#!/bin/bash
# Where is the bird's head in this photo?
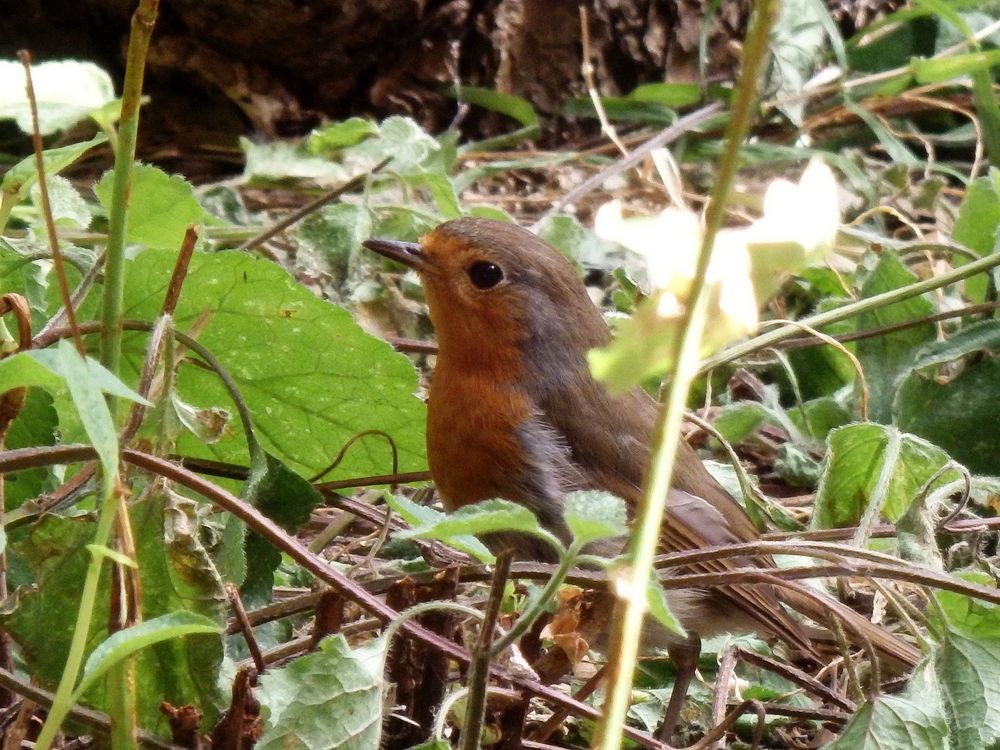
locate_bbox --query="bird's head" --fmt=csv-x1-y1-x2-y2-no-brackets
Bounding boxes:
364,218,609,371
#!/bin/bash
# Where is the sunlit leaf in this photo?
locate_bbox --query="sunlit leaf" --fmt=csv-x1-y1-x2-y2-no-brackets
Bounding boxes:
258,635,383,750
0,60,115,134
812,423,956,528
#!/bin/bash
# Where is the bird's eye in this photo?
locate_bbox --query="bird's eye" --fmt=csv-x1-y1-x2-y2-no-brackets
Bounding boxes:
467,260,504,290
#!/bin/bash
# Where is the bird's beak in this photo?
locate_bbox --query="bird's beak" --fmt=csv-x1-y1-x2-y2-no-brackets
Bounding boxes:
362,238,428,272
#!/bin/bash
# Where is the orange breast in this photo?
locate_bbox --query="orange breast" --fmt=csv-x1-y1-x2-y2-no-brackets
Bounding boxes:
426,365,535,510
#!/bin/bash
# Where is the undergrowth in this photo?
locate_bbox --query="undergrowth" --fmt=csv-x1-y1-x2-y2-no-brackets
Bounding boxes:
2,2,1000,749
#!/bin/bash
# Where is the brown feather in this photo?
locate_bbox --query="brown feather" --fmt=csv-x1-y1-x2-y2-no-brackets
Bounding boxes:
390,217,918,668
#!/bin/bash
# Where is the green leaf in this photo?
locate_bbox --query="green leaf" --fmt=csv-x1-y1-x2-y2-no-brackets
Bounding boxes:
397,499,546,542
242,138,350,182
952,170,1000,256
419,172,461,218
562,96,678,126
443,86,539,127
924,586,1000,749
0,60,115,135
826,680,948,750
787,396,851,440
931,630,1000,749
934,573,1000,639
349,116,445,175
847,8,937,71
952,170,1000,302
47,341,117,482
31,175,92,229
387,494,494,563
241,450,324,604
588,298,681,392
909,320,1000,371
296,203,373,289
27,346,150,404
846,100,918,165
1,490,228,727
646,578,685,637
0,491,227,736
711,402,770,444
120,249,427,481
812,423,955,528
1,133,108,207
258,635,383,750
855,252,935,423
2,388,58,509
95,164,209,250
912,48,1000,84
774,442,823,489
308,117,378,154
787,322,857,400
767,0,831,124
0,342,148,483
563,491,627,546
627,82,705,108
3,516,107,691
895,358,1000,475
71,612,221,705
127,490,228,726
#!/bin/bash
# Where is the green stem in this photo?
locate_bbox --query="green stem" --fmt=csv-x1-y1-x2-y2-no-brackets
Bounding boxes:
593,0,782,745
99,0,159,395
489,540,582,657
698,249,1000,373
34,485,119,750
38,3,160,749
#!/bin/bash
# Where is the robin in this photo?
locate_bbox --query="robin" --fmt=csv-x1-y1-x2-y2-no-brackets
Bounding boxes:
364,217,919,736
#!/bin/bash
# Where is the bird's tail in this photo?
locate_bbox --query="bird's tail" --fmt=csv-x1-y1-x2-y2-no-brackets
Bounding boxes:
778,582,922,670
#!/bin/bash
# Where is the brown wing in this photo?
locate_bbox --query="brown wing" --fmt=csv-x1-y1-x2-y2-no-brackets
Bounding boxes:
547,384,919,666
528,375,816,654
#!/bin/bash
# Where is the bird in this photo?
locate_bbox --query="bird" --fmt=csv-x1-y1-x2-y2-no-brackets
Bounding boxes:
363,217,920,737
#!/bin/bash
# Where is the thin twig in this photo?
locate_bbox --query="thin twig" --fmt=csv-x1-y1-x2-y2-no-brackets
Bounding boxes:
17,50,84,356
160,226,199,318
735,648,855,712
460,549,514,750
708,648,739,750
778,300,1000,350
579,5,629,156
227,584,266,675
531,102,725,228
309,430,399,483
0,668,182,750
237,158,391,251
